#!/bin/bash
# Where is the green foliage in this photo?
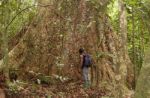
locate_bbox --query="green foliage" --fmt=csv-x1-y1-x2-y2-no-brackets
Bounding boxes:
126,0,150,69
7,81,25,93
107,0,119,32
0,0,36,40
36,74,53,85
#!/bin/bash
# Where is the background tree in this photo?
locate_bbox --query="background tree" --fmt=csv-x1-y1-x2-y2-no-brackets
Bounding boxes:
135,45,150,98
108,0,150,88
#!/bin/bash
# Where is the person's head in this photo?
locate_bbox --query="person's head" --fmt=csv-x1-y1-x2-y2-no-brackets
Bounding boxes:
79,48,84,55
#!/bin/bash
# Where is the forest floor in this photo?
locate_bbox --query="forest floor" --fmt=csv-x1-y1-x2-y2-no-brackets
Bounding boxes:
0,72,135,98
2,80,111,98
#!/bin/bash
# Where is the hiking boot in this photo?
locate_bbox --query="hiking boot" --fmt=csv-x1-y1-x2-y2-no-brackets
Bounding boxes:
83,81,90,88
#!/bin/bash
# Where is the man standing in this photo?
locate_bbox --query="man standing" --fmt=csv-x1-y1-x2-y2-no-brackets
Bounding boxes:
79,48,91,88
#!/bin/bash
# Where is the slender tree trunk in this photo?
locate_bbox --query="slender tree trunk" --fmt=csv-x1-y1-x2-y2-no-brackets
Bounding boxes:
1,1,10,78
118,0,134,97
131,5,136,89
118,0,128,84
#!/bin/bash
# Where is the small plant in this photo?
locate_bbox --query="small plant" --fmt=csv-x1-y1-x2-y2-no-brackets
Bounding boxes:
8,82,20,93
7,81,25,94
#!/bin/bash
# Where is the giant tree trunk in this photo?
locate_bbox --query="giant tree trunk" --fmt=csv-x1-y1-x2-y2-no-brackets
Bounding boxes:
0,0,133,92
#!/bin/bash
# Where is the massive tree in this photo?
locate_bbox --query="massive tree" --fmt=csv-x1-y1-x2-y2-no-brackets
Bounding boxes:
0,0,134,94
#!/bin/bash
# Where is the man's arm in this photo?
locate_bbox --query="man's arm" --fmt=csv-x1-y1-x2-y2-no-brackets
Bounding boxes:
80,55,83,68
